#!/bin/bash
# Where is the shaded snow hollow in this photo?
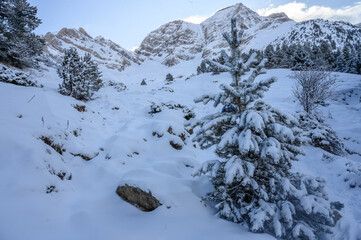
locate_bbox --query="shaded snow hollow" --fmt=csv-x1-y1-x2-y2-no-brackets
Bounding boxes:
0,60,361,240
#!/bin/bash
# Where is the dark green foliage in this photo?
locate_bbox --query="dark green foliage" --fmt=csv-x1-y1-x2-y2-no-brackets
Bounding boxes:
58,48,103,101
260,42,361,74
190,18,339,240
165,73,174,83
0,0,44,68
0,65,42,87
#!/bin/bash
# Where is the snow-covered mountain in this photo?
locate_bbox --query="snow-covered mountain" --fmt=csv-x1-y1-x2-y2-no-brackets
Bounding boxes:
271,19,361,49
136,20,204,66
44,27,142,71
135,2,361,65
41,3,361,69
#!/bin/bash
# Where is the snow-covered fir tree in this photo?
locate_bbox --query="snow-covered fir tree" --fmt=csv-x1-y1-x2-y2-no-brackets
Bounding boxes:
58,48,102,101
82,53,103,98
0,0,44,68
58,48,83,97
189,18,338,240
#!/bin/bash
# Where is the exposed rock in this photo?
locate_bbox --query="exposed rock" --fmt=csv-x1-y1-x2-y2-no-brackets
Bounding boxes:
43,28,141,72
267,12,292,23
116,185,161,211
136,2,361,62
141,79,147,85
170,140,183,150
136,20,204,66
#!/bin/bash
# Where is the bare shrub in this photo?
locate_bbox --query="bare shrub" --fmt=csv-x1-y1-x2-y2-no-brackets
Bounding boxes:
291,70,336,113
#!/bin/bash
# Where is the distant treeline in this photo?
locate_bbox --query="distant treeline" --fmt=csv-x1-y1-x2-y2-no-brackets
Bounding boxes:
198,41,361,74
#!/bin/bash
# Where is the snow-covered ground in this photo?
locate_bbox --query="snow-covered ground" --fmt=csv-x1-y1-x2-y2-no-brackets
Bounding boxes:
0,60,360,240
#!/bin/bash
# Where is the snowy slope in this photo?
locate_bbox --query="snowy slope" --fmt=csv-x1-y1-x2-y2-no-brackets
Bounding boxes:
44,28,141,71
1,59,361,239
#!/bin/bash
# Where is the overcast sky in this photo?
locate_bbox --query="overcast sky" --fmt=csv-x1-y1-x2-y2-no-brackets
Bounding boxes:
28,0,361,51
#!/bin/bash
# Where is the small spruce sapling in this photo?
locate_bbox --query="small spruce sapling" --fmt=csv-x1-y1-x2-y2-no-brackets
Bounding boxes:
188,17,339,240
165,73,174,84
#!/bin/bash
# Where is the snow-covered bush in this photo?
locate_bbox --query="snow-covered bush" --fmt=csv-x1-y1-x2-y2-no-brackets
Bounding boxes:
189,18,338,239
298,113,344,156
290,70,336,113
58,49,103,101
0,65,42,87
108,80,127,91
343,161,361,188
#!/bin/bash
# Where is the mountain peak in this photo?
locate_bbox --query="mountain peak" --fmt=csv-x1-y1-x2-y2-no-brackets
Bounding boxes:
43,27,141,72
55,27,92,40
267,12,292,23
136,20,204,66
203,2,261,29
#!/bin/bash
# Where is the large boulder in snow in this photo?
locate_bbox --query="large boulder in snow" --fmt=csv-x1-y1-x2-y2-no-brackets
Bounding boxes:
116,184,161,211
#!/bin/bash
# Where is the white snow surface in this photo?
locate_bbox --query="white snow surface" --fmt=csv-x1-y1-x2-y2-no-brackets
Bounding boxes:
0,60,361,240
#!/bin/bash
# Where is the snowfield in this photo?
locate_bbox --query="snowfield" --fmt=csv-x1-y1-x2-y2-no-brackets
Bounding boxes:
0,60,360,240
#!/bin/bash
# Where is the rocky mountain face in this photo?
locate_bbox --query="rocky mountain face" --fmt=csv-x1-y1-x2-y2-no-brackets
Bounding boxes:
135,20,204,66
44,27,141,71
43,3,361,69
136,2,361,66
199,3,294,57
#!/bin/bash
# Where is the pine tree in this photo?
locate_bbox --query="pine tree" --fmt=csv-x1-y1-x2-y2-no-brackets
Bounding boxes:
58,48,102,101
82,53,102,98
0,0,44,67
58,48,82,97
264,45,275,68
188,18,338,240
292,44,312,70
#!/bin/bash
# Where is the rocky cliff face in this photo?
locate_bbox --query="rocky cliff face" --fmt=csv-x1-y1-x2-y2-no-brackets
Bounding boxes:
44,27,141,72
136,3,295,63
136,20,204,66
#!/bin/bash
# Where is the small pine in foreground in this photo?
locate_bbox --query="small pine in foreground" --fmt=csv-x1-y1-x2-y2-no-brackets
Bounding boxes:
189,18,339,240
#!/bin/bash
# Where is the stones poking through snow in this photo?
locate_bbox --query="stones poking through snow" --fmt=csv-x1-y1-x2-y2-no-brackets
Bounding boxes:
148,102,195,120
46,185,58,194
116,185,161,212
40,136,64,155
169,140,183,150
71,152,99,161
108,81,127,91
73,104,86,112
158,86,174,92
153,125,189,150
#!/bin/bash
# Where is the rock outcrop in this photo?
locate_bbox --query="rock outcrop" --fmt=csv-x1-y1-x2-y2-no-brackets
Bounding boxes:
44,28,141,72
136,20,204,66
116,184,161,212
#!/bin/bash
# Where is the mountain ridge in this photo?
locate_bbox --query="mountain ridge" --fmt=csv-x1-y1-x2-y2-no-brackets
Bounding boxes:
43,2,361,70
